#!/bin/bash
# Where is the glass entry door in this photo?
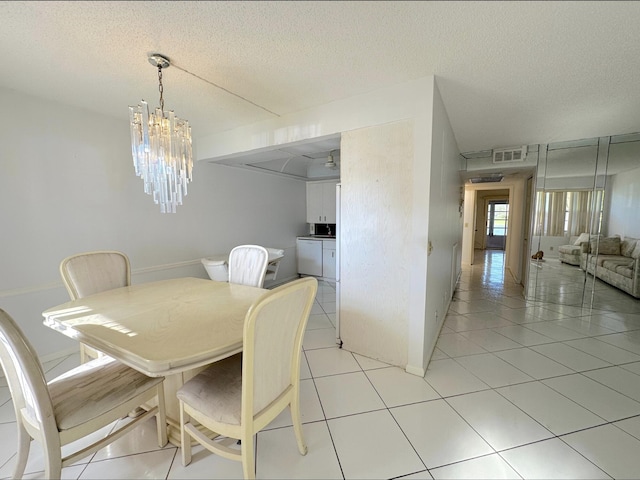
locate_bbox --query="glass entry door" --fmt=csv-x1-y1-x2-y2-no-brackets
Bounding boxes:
486,200,509,250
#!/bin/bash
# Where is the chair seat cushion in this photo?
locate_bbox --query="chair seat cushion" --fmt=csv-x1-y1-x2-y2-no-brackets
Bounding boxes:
48,355,163,431
177,353,243,426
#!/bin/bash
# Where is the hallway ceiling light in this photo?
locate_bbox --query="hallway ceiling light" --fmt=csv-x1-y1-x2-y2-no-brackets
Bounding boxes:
129,54,193,213
469,174,504,184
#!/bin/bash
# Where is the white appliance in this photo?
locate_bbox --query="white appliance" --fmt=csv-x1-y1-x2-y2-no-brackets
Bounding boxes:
296,238,323,276
335,183,342,346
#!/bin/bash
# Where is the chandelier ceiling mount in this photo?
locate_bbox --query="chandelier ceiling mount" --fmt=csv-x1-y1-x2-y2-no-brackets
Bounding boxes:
148,54,171,70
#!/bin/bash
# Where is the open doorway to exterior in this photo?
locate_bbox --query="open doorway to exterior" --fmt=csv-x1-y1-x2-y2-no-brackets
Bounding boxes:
485,200,509,250
473,189,509,252
461,173,534,289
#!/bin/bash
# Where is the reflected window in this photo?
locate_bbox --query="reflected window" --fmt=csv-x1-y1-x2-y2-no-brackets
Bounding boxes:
534,189,604,236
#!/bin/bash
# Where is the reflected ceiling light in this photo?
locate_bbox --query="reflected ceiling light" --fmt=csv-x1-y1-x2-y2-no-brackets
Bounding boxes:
129,54,193,213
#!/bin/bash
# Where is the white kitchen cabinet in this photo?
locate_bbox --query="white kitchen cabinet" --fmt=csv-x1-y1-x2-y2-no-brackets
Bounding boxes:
306,183,323,223
297,238,336,279
322,240,336,279
322,182,337,223
306,180,338,224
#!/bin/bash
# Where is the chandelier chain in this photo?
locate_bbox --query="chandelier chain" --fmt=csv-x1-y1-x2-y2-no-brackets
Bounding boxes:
157,65,165,115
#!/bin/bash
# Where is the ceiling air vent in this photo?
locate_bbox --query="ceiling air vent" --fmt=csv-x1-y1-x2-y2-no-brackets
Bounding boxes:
493,146,527,164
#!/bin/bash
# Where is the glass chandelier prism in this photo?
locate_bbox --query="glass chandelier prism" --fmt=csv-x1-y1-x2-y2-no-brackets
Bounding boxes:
129,54,193,213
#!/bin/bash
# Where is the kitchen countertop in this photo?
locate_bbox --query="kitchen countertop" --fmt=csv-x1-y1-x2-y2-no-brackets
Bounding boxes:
297,236,336,240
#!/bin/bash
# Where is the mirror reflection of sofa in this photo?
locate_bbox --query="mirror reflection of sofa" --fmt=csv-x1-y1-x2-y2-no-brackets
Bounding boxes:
580,235,640,298
558,234,589,266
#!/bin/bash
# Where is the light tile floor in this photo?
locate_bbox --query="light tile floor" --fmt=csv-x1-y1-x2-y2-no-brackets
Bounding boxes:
3,254,640,479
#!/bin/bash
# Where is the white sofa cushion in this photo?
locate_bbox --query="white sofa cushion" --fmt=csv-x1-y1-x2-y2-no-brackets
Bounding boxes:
573,232,591,246
602,258,634,270
558,244,581,254
591,236,621,256
616,265,634,279
621,237,639,257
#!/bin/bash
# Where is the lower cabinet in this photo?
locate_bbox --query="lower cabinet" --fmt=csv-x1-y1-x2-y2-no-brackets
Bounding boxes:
322,242,336,280
297,238,336,279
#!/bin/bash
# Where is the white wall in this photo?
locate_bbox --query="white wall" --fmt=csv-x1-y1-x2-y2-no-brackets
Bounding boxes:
464,153,538,174
195,77,438,162
530,236,572,258
506,178,526,282
340,121,414,366
418,81,463,372
461,188,476,265
196,75,462,374
542,176,600,191
607,166,640,238
0,87,307,359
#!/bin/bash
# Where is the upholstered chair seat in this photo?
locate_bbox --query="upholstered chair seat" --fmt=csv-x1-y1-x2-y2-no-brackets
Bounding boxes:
0,308,167,480
177,277,318,479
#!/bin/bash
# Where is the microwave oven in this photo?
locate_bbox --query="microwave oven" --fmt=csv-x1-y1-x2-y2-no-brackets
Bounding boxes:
309,223,336,237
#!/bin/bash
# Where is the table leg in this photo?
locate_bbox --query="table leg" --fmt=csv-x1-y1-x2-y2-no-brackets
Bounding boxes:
162,366,211,447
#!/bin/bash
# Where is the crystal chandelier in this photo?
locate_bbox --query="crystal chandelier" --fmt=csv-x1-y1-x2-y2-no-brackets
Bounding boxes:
129,54,193,213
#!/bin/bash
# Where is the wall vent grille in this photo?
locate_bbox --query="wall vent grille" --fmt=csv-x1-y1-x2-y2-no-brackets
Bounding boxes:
493,146,527,164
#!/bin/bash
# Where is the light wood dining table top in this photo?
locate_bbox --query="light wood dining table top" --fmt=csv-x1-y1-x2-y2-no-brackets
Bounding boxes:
42,277,267,377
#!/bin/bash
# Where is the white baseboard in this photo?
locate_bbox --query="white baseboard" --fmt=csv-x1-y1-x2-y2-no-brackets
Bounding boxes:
264,275,299,289
405,364,426,377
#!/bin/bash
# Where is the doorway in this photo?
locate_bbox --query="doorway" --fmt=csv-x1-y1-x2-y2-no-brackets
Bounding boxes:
485,200,509,250
472,189,509,253
461,174,535,287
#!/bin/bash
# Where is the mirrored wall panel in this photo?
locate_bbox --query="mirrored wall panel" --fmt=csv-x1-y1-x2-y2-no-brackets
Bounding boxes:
527,134,640,315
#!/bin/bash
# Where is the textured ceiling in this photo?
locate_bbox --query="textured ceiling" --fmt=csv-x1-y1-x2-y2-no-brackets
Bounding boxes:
1,1,640,154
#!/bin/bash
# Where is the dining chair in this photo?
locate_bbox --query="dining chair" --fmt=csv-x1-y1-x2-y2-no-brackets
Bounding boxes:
59,250,131,362
228,245,269,288
264,247,285,282
0,308,167,480
177,276,318,479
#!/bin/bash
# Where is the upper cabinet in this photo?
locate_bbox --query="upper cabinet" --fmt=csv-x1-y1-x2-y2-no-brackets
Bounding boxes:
306,180,339,224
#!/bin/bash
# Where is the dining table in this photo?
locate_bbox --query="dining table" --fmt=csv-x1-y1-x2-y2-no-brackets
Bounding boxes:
42,276,267,445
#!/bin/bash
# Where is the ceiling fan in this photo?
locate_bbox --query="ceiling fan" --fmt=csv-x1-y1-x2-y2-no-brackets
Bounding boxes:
324,150,339,169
